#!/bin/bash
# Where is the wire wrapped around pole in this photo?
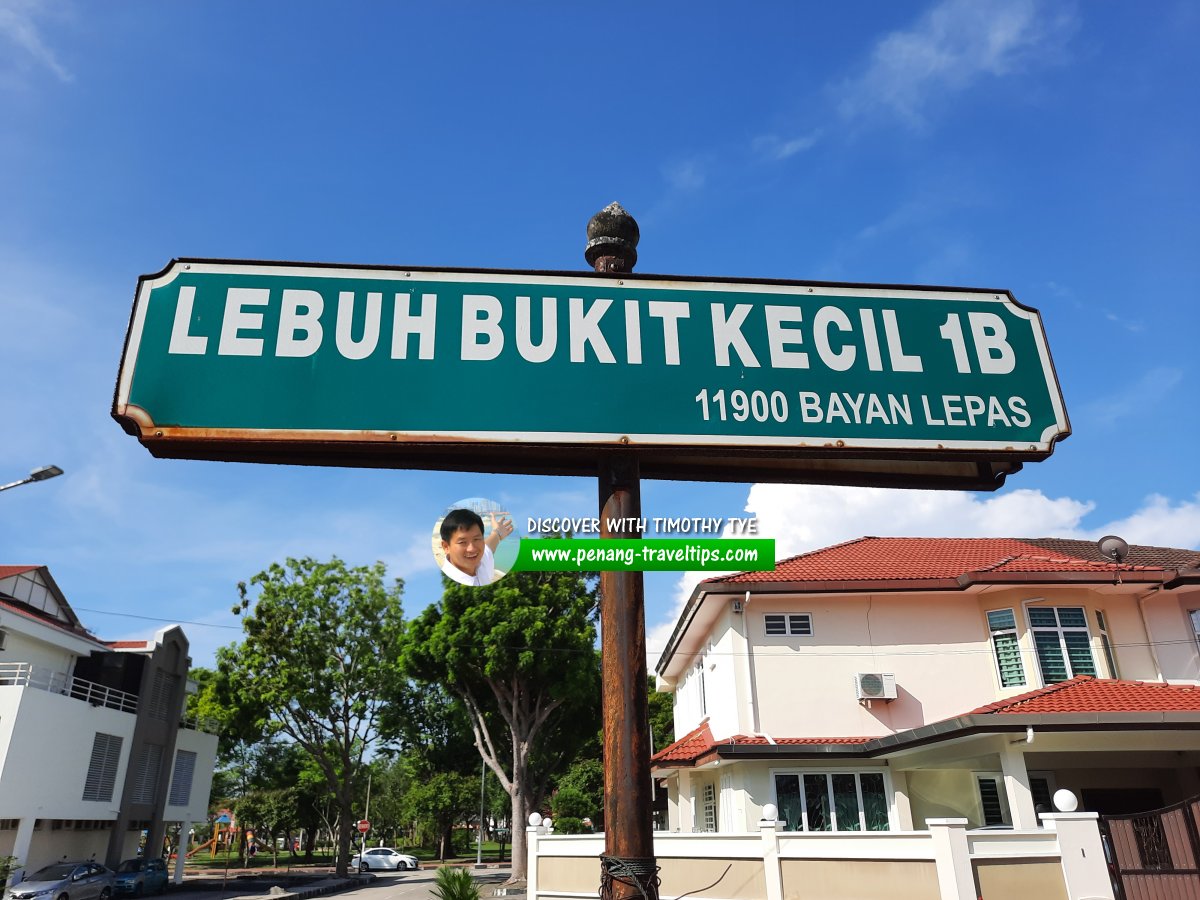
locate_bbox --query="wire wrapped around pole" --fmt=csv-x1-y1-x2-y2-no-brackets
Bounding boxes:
599,854,661,900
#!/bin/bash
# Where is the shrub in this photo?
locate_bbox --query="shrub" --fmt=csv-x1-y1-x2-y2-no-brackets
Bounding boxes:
550,816,585,834
430,866,480,900
0,856,20,885
551,785,592,819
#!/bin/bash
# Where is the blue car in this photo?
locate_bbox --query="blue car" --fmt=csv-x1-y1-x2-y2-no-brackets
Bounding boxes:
112,860,167,897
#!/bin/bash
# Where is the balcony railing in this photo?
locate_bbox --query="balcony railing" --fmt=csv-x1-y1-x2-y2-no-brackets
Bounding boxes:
178,714,221,735
0,662,139,713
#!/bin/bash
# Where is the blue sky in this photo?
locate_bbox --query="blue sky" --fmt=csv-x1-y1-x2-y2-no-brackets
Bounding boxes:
1,0,1197,669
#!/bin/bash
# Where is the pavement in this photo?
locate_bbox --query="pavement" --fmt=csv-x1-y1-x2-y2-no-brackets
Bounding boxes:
170,865,521,900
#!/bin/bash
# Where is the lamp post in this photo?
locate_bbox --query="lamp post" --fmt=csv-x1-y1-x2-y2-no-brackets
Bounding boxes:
0,465,63,493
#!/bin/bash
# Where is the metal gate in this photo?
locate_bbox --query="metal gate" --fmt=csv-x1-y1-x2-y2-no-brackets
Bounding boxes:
1101,795,1200,900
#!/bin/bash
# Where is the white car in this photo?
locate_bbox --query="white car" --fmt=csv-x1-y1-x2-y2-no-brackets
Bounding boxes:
350,848,420,872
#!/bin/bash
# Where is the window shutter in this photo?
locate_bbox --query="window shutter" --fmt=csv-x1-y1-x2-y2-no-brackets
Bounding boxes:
788,614,812,636
987,609,1026,687
169,750,197,806
977,778,1005,826
148,671,179,720
82,733,123,802
131,743,164,804
991,632,1025,687
1034,631,1068,683
1064,632,1097,676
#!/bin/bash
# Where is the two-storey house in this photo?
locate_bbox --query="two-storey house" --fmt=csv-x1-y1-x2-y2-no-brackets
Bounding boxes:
652,537,1200,836
0,565,217,883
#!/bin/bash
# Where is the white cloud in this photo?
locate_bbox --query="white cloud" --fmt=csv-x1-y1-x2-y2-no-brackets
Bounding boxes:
753,130,823,161
1096,492,1200,549
835,0,1075,127
648,484,1200,664
0,0,72,84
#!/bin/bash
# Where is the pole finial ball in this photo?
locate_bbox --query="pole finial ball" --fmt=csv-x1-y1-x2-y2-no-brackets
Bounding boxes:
585,202,639,271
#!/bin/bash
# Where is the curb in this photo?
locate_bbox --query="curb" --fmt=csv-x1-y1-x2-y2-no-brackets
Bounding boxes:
223,874,370,900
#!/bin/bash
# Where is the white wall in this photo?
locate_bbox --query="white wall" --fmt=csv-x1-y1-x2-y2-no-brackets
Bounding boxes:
0,686,135,819
1153,588,1200,681
0,629,77,679
166,727,218,824
694,585,1200,742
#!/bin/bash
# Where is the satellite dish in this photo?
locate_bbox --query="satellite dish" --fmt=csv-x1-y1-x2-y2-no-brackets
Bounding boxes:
1098,535,1129,564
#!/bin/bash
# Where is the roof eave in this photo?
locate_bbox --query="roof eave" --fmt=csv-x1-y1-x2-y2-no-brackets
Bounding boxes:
1164,569,1200,590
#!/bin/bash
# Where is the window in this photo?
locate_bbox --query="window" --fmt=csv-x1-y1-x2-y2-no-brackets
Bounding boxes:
82,733,123,802
976,773,1055,826
700,783,717,832
0,629,7,650
168,750,197,806
693,661,706,717
764,613,812,636
1190,610,1200,651
976,776,1009,826
1095,610,1119,678
1028,606,1096,684
773,771,889,832
987,609,1026,688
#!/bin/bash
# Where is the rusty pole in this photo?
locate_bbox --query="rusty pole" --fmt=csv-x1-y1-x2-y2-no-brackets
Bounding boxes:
587,203,659,900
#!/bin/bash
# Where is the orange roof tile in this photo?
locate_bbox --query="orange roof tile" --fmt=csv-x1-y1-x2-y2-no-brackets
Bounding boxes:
968,676,1200,715
651,721,876,767
0,565,40,579
708,537,1193,585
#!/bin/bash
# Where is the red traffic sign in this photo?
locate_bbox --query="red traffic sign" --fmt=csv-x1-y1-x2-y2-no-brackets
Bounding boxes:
356,820,370,833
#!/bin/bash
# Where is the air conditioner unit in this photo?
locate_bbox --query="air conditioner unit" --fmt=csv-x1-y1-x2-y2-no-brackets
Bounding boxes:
731,599,743,613
854,672,898,701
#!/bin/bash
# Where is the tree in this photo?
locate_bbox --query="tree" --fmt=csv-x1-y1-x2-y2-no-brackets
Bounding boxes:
218,557,406,875
234,788,298,866
385,682,482,854
402,569,599,881
648,683,676,753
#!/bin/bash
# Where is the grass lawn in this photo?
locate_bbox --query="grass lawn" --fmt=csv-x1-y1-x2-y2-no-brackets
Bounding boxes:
181,841,510,872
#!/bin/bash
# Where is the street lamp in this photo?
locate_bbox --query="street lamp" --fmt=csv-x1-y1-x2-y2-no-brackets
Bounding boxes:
0,465,64,494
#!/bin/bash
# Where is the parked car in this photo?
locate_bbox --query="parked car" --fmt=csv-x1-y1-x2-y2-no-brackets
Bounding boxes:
5,862,114,900
112,859,168,896
349,848,419,872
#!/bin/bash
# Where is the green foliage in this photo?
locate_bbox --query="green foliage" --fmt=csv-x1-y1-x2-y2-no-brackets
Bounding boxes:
555,758,603,816
430,866,481,900
0,856,22,884
648,683,676,753
218,556,406,875
401,568,600,880
233,787,298,864
550,784,592,820
550,816,585,834
403,770,478,858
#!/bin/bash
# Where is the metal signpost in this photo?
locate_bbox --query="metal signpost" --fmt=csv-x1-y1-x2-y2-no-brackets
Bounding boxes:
113,204,1070,900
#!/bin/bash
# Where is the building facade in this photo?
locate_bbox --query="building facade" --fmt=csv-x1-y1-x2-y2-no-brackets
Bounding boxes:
0,565,217,883
652,537,1200,836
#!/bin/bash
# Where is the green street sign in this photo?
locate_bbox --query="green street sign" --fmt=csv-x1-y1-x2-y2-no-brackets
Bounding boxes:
113,260,1070,488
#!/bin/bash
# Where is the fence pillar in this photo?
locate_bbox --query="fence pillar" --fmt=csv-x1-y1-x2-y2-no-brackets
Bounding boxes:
759,818,785,900
926,818,975,900
1040,813,1114,900
526,825,541,900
